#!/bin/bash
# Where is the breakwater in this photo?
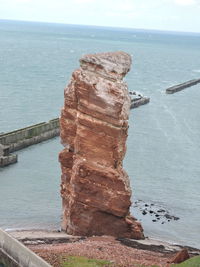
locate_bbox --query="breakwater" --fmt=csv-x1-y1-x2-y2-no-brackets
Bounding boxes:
166,78,200,94
0,118,59,152
0,144,17,167
129,91,150,109
0,93,149,168
131,96,150,108
0,119,59,167
0,93,148,157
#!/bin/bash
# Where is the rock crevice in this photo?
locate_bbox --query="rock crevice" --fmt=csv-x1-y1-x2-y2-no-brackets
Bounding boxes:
59,51,144,239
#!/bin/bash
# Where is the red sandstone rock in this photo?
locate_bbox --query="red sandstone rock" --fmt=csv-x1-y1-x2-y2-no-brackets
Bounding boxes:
59,51,144,239
169,248,190,264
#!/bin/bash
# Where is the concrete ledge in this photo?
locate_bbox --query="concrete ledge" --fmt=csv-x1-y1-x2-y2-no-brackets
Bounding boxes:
10,231,84,247
0,144,17,167
129,91,150,109
166,78,200,94
130,97,150,109
0,229,52,267
0,118,60,152
0,119,60,167
0,154,18,167
8,128,60,153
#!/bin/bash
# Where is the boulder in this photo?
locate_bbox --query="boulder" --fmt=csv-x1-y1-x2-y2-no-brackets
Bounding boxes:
169,248,190,264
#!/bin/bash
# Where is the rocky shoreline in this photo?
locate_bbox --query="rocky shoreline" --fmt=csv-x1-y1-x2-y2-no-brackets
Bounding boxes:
6,229,200,267
8,229,200,253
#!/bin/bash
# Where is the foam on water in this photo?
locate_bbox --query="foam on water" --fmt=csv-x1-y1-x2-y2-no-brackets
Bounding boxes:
192,69,200,73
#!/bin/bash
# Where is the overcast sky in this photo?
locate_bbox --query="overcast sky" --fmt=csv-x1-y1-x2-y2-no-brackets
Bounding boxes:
0,0,200,33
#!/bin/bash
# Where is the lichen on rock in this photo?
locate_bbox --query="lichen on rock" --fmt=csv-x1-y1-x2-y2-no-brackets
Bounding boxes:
59,51,144,239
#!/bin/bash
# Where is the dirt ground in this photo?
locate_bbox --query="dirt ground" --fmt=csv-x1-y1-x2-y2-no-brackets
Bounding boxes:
28,236,175,267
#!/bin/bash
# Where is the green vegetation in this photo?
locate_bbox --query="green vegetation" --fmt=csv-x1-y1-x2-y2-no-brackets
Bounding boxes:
61,256,112,267
0,261,6,267
171,256,200,267
60,255,200,267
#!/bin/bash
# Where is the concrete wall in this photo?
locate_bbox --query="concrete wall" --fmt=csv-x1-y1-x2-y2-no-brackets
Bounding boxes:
0,154,17,167
0,119,60,152
0,229,51,267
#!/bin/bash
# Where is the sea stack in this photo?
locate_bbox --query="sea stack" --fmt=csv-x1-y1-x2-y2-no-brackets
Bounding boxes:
59,51,144,239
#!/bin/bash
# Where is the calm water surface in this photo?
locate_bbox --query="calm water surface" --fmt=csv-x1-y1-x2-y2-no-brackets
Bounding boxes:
0,20,200,248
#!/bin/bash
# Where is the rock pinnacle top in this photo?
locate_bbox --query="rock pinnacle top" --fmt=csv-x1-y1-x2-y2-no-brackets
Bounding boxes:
80,51,132,80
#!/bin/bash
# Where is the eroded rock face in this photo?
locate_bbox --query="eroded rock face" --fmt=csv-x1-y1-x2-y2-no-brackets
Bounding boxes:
59,51,144,239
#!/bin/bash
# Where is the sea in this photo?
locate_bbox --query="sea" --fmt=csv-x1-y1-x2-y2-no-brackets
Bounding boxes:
0,20,200,249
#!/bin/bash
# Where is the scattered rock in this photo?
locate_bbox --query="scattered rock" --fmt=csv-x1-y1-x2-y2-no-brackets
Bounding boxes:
133,200,180,224
165,214,172,219
157,209,165,213
169,248,190,264
172,216,180,221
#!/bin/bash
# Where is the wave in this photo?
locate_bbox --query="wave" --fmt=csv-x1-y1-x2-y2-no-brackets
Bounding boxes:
192,69,200,73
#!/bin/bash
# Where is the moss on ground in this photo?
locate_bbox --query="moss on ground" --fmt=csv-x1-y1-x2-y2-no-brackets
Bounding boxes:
61,256,112,267
60,254,200,267
60,257,160,267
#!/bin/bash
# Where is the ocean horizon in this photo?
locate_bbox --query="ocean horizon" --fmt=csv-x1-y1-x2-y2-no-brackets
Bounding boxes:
1,19,200,36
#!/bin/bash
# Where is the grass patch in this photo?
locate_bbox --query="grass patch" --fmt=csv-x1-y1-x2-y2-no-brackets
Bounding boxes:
171,255,200,267
60,256,161,267
61,256,112,267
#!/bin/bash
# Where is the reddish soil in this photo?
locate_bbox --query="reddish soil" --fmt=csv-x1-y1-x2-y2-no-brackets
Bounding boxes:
29,236,174,267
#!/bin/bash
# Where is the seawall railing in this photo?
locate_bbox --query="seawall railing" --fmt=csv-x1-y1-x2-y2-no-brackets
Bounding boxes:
0,228,51,267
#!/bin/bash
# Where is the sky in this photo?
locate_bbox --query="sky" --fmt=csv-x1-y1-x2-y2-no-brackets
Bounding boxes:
0,0,200,33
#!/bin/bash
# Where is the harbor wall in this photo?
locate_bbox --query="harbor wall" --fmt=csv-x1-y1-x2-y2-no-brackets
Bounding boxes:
0,118,60,152
130,97,150,109
166,78,200,94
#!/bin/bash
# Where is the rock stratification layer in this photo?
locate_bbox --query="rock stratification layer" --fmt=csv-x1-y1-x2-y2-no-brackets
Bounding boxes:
59,51,144,239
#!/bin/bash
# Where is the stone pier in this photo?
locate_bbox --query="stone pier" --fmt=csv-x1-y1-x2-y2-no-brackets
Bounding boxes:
0,144,17,167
